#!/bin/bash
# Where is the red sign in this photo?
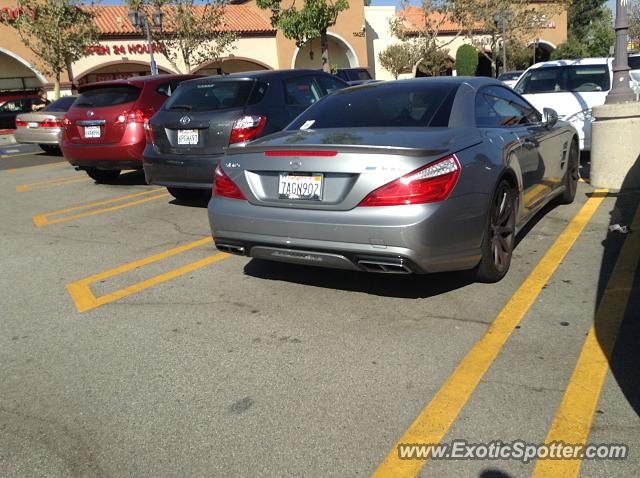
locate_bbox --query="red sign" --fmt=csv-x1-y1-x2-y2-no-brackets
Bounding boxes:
0,7,26,23
85,43,164,56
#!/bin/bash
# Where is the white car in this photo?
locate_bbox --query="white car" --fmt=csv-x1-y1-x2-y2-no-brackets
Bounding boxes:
514,58,612,151
497,70,524,88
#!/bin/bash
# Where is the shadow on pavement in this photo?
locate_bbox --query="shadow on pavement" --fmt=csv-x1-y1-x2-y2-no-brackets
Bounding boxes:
595,154,640,417
478,469,514,478
243,259,473,299
109,170,148,186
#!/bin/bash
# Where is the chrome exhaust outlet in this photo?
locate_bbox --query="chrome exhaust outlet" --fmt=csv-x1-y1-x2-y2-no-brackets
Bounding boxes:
357,258,412,274
216,243,246,255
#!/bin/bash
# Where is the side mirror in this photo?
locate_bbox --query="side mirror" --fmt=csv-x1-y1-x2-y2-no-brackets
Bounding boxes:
542,107,558,127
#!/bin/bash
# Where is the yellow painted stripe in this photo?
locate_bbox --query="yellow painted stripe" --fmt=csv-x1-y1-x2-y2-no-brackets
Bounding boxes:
532,204,640,478
67,237,220,313
372,190,607,478
32,189,167,227
3,161,67,174
16,175,89,192
0,151,40,159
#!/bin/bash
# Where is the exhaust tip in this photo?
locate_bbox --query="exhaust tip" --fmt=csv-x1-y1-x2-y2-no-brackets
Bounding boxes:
216,243,246,255
357,258,412,274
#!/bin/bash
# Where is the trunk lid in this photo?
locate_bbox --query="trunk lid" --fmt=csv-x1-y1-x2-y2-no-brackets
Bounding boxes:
64,84,142,145
150,78,262,156
223,127,480,211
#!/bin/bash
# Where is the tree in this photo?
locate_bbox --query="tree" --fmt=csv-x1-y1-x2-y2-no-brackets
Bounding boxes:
455,44,478,76
391,0,460,77
550,37,588,59
567,0,606,42
378,43,419,79
552,4,613,59
586,6,614,57
0,0,99,98
125,0,237,74
630,1,640,46
454,0,564,76
256,0,349,73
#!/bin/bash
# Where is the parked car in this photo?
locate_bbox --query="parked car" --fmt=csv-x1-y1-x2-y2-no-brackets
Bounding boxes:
14,96,77,154
61,75,201,183
497,70,524,88
143,70,348,201
334,68,377,86
209,77,579,283
514,58,612,151
0,91,49,129
626,53,640,94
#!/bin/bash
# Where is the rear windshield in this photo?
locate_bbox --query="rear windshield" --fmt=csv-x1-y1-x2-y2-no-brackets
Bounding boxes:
514,65,610,94
627,55,640,70
287,82,458,129
498,71,522,81
43,96,76,112
163,80,266,112
75,85,140,108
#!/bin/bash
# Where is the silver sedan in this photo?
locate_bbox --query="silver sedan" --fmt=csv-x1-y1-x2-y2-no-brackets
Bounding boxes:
208,77,579,283
14,96,76,154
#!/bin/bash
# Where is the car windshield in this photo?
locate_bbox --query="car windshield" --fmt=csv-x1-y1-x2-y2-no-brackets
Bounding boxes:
75,85,140,108
43,96,76,112
514,65,610,94
287,82,457,129
163,80,265,112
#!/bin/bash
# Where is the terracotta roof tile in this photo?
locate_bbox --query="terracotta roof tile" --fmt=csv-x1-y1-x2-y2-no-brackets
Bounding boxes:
84,5,275,36
397,6,467,34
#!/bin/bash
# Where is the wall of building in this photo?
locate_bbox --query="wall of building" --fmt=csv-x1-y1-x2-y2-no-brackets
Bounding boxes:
247,0,368,71
71,36,279,82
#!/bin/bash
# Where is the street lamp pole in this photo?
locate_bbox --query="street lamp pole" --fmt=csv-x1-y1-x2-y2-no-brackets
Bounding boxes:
606,0,635,104
494,10,512,75
128,7,163,77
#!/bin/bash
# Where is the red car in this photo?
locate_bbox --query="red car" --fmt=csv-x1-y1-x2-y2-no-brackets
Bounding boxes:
61,75,201,183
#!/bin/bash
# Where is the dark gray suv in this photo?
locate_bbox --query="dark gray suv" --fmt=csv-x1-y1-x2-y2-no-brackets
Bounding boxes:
142,69,348,200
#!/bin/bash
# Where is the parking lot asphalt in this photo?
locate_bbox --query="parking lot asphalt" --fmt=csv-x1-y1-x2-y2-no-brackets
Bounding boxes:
1,150,638,478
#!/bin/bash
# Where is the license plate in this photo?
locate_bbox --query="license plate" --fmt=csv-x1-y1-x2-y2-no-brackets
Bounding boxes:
84,126,101,138
278,173,323,200
177,129,198,145
28,122,38,128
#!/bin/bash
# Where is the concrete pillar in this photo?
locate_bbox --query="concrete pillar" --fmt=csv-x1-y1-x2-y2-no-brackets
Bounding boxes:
591,102,640,190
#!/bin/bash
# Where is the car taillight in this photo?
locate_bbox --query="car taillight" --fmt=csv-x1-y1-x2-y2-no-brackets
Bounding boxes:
144,120,154,144
62,116,72,127
15,119,27,127
213,164,246,200
358,154,460,207
39,119,62,128
115,108,154,124
229,115,266,145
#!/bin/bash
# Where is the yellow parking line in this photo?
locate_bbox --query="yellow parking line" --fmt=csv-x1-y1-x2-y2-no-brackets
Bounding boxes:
32,189,168,227
371,190,607,478
16,175,89,192
532,204,640,478
3,162,68,174
66,237,228,313
0,151,40,159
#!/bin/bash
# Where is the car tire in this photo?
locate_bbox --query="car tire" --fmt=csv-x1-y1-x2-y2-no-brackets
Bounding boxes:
85,168,121,184
474,180,516,283
558,140,579,205
167,187,210,202
39,145,60,155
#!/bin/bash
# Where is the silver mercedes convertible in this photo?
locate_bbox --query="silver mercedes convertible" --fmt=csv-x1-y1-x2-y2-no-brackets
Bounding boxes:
208,77,579,282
